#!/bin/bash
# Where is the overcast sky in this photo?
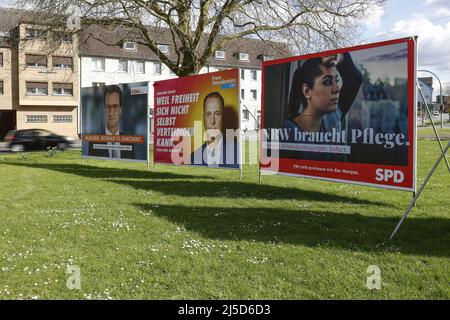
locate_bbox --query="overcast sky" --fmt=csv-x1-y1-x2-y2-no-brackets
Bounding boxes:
361,0,450,88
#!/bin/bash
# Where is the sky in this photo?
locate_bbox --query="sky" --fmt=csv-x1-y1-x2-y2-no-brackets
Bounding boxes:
361,0,450,90
1,0,449,90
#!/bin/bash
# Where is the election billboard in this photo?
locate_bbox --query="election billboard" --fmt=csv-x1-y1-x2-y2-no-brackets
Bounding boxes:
81,82,149,162
261,38,417,191
154,69,241,170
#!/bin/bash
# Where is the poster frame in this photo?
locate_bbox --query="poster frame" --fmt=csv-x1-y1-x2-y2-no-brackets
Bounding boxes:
260,37,418,192
152,69,243,171
81,82,150,164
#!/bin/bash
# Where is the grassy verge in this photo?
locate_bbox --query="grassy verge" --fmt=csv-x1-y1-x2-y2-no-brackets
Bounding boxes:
417,127,450,139
0,140,448,299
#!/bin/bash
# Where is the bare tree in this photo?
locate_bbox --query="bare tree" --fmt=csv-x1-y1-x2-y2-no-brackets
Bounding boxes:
16,0,384,76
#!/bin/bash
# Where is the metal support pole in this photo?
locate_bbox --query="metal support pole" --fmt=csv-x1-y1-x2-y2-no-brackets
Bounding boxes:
417,83,450,173
241,103,261,129
241,103,260,183
390,142,450,241
418,69,444,129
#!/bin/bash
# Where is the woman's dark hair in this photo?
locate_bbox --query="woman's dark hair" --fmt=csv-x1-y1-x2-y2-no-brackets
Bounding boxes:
287,57,324,118
104,85,123,108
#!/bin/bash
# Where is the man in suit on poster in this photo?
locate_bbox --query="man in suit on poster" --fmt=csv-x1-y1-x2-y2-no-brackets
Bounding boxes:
88,85,135,159
191,92,238,168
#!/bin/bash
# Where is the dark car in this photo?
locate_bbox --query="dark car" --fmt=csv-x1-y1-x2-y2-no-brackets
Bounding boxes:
4,129,75,152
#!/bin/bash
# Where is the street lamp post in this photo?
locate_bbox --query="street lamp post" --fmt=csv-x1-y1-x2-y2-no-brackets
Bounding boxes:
418,69,444,129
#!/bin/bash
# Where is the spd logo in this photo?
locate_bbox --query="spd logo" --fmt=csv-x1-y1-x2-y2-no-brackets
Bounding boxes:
375,169,404,183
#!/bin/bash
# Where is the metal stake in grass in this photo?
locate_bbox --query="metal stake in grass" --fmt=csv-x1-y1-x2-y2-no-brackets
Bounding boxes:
390,141,450,241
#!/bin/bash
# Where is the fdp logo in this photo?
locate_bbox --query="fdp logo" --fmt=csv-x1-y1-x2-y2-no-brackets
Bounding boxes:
375,169,404,183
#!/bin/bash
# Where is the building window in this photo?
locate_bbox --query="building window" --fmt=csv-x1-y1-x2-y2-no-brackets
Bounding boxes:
0,31,11,38
136,61,145,74
241,89,245,100
92,82,105,87
251,89,257,100
92,58,105,71
53,83,73,96
53,56,73,69
0,81,3,95
215,50,226,59
118,60,128,73
26,29,47,39
243,110,249,121
250,70,257,81
53,115,73,123
239,52,249,61
123,41,137,51
26,115,47,123
153,62,162,75
0,53,3,68
157,44,169,54
54,32,72,43
26,54,47,68
26,82,48,96
241,69,245,80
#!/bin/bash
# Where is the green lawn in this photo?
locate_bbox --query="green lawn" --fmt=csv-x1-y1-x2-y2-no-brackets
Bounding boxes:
417,127,450,139
0,141,449,300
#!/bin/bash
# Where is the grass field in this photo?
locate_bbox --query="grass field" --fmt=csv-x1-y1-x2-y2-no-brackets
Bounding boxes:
417,127,450,139
0,140,448,300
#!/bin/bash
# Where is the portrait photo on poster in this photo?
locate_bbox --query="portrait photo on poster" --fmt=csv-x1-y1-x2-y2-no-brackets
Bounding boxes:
81,82,149,162
153,69,241,170
190,91,239,169
263,40,412,166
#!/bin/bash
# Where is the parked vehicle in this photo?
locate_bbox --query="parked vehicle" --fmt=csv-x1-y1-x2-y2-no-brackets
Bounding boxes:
433,111,440,116
4,129,75,152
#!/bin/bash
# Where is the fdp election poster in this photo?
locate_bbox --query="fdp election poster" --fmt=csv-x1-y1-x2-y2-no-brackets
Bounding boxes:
154,69,241,169
81,82,149,162
261,37,417,191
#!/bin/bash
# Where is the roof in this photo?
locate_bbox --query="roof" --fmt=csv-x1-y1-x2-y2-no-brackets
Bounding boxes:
78,24,291,69
0,8,59,48
418,77,433,87
0,7,291,68
0,8,20,48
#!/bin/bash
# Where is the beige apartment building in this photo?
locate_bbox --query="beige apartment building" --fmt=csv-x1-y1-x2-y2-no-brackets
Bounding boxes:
0,8,289,140
0,9,79,139
0,35,16,139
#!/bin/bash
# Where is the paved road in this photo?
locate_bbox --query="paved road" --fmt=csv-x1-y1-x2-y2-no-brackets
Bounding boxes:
0,141,82,153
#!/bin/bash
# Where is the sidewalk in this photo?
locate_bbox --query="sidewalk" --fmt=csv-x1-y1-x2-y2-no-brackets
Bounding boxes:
0,142,10,153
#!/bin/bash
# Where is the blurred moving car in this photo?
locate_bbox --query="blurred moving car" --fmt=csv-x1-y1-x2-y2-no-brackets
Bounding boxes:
4,129,75,152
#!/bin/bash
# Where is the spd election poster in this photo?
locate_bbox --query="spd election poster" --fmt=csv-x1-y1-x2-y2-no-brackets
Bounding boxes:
261,37,417,191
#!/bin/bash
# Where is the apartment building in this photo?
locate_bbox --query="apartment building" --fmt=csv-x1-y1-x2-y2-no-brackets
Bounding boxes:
0,9,80,139
0,9,289,139
79,25,288,132
0,12,17,139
